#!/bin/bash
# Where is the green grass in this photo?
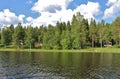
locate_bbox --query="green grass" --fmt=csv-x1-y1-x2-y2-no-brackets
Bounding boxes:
0,47,120,53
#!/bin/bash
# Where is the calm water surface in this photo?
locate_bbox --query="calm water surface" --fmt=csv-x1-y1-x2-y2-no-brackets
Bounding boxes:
0,52,120,79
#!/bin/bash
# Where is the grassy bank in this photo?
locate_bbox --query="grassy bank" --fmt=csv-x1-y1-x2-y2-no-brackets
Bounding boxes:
0,48,120,53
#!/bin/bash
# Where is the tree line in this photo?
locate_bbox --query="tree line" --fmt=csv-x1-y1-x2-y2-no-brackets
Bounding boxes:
0,12,120,49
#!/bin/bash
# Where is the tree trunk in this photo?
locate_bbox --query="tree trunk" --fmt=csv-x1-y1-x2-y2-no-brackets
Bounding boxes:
100,33,102,48
92,36,94,48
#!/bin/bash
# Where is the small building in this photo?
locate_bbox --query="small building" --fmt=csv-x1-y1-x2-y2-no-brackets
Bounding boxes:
19,40,24,45
34,42,42,47
104,42,112,47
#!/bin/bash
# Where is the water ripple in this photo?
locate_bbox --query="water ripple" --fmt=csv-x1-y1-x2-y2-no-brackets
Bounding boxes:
0,52,120,79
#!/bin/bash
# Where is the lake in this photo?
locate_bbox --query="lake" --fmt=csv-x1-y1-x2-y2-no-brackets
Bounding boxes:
0,52,120,79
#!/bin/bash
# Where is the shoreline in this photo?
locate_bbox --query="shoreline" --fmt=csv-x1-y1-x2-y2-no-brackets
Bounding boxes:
0,48,120,53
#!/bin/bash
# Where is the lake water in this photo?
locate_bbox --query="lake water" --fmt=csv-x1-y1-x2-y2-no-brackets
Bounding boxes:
0,52,120,79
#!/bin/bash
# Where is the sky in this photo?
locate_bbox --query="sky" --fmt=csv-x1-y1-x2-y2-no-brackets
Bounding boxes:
0,0,120,27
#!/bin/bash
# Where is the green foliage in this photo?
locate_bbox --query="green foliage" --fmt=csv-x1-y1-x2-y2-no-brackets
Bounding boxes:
112,17,120,46
97,20,105,47
12,23,25,48
72,37,80,49
71,12,88,49
89,19,97,47
43,25,55,49
1,27,10,46
38,25,46,43
25,26,35,48
0,44,4,47
1,12,120,49
103,23,115,42
52,31,61,49
60,30,71,49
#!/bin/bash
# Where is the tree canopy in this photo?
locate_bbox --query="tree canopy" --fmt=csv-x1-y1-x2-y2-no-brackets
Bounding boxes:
1,12,120,49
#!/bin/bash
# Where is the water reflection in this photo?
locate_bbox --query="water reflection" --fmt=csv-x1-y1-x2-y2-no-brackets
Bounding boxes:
0,52,120,78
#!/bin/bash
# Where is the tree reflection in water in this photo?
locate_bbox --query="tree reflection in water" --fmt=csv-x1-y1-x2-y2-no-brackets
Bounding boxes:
0,52,119,79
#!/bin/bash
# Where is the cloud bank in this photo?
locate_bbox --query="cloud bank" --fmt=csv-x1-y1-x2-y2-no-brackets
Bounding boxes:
0,0,102,26
26,0,101,26
2,0,120,26
103,0,120,19
0,9,25,26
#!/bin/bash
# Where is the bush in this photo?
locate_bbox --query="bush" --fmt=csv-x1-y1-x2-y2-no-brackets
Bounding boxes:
53,45,60,49
0,44,4,48
35,46,41,49
6,45,14,48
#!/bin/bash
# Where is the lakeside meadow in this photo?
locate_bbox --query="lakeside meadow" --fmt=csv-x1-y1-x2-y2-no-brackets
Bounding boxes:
0,47,120,53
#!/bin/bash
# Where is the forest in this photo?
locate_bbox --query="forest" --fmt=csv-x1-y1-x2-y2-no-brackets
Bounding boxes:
0,12,120,49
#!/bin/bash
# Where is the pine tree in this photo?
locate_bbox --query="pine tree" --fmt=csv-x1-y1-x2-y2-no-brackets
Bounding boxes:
113,17,120,46
13,23,25,48
60,30,71,49
25,26,35,48
71,12,84,49
97,20,105,47
1,27,10,47
43,24,55,49
89,19,97,47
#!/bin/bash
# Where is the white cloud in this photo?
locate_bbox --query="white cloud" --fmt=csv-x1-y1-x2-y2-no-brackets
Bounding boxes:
27,9,74,26
18,15,25,22
0,9,25,26
32,0,73,13
27,0,74,26
26,17,33,22
74,1,100,21
107,0,117,6
0,1,101,26
103,0,120,19
27,0,100,26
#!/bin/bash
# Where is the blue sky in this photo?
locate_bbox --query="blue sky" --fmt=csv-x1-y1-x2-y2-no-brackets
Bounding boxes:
0,0,120,27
